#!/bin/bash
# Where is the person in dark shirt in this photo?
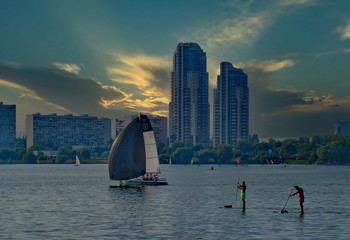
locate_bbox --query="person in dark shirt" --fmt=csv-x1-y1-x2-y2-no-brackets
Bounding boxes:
290,185,304,214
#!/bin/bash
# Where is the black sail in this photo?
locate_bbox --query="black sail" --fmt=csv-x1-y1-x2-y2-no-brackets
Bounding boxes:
108,117,146,180
140,114,153,132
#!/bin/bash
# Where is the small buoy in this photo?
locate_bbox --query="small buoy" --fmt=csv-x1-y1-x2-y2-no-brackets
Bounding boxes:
224,205,232,208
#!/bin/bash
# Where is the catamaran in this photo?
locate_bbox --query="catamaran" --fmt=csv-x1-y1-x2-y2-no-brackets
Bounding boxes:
108,114,168,186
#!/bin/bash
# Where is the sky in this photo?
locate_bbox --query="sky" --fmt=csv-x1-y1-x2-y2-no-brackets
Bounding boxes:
0,0,350,139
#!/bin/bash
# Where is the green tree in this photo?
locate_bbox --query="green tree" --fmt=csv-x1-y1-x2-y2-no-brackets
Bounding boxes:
311,135,324,145
158,146,171,155
159,153,170,164
278,141,297,157
234,141,255,155
216,145,233,163
22,151,37,163
36,151,45,161
307,150,318,164
295,139,319,163
171,147,193,164
171,141,192,152
317,136,350,164
16,148,27,162
268,138,282,149
197,148,217,163
79,148,91,160
56,147,71,163
0,149,19,162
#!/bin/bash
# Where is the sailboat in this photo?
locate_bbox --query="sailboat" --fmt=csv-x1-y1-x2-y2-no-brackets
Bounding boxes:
75,155,81,166
108,114,168,186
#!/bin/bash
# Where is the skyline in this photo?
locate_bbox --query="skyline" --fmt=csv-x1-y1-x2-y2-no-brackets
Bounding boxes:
1,0,350,139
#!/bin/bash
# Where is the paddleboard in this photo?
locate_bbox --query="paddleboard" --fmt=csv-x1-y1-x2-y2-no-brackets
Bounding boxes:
219,205,239,209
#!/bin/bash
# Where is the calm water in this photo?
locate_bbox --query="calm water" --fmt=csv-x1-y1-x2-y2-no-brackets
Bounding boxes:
0,164,349,239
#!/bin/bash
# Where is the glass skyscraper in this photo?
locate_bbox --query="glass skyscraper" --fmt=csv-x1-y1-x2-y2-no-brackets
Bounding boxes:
0,102,16,149
169,43,210,145
214,62,249,145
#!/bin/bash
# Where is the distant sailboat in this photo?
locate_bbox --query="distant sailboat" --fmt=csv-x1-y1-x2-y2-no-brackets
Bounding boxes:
75,155,81,166
108,114,168,186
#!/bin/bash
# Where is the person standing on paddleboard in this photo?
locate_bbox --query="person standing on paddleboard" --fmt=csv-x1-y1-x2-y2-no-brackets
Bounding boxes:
237,181,246,209
290,185,304,214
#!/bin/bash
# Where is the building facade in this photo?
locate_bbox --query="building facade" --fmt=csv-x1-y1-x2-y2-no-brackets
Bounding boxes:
214,62,249,146
169,43,210,145
25,113,111,149
115,118,125,138
334,121,350,136
0,102,16,149
148,115,167,145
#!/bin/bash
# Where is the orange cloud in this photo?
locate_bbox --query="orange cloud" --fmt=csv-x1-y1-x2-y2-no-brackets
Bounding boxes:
106,53,171,115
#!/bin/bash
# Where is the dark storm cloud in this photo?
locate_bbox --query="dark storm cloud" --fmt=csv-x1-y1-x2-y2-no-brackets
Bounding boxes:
0,62,131,117
245,66,306,114
244,66,350,138
139,63,171,95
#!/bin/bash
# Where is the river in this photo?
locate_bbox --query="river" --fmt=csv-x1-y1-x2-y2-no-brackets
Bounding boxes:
0,164,349,239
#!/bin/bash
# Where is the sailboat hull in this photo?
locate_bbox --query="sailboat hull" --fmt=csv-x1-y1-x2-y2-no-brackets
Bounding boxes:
110,178,168,187
126,179,168,186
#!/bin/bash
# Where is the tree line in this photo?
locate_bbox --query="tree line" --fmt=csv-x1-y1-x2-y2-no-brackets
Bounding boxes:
0,137,111,164
157,134,350,165
1,135,350,164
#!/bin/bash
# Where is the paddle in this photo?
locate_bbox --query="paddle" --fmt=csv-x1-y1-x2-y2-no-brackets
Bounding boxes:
235,177,240,204
224,177,239,208
281,186,295,213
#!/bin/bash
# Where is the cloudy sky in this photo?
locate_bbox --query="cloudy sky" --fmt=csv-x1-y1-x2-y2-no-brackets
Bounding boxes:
1,0,350,139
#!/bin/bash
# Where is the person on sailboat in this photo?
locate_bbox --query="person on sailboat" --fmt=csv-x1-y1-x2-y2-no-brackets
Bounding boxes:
290,185,304,214
154,174,158,182
237,181,247,209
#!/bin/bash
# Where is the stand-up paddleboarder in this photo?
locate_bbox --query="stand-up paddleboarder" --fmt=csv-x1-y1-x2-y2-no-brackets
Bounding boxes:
290,185,304,214
237,181,247,210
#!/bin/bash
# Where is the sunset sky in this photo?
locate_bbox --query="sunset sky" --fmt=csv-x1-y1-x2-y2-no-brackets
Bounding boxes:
1,0,350,139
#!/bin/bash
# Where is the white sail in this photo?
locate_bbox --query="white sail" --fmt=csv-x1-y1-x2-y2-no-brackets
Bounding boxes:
143,131,160,173
75,155,81,166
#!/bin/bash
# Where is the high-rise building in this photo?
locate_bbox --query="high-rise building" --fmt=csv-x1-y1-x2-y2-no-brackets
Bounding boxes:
214,62,249,145
0,102,16,149
169,43,210,145
334,121,350,136
25,113,111,150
